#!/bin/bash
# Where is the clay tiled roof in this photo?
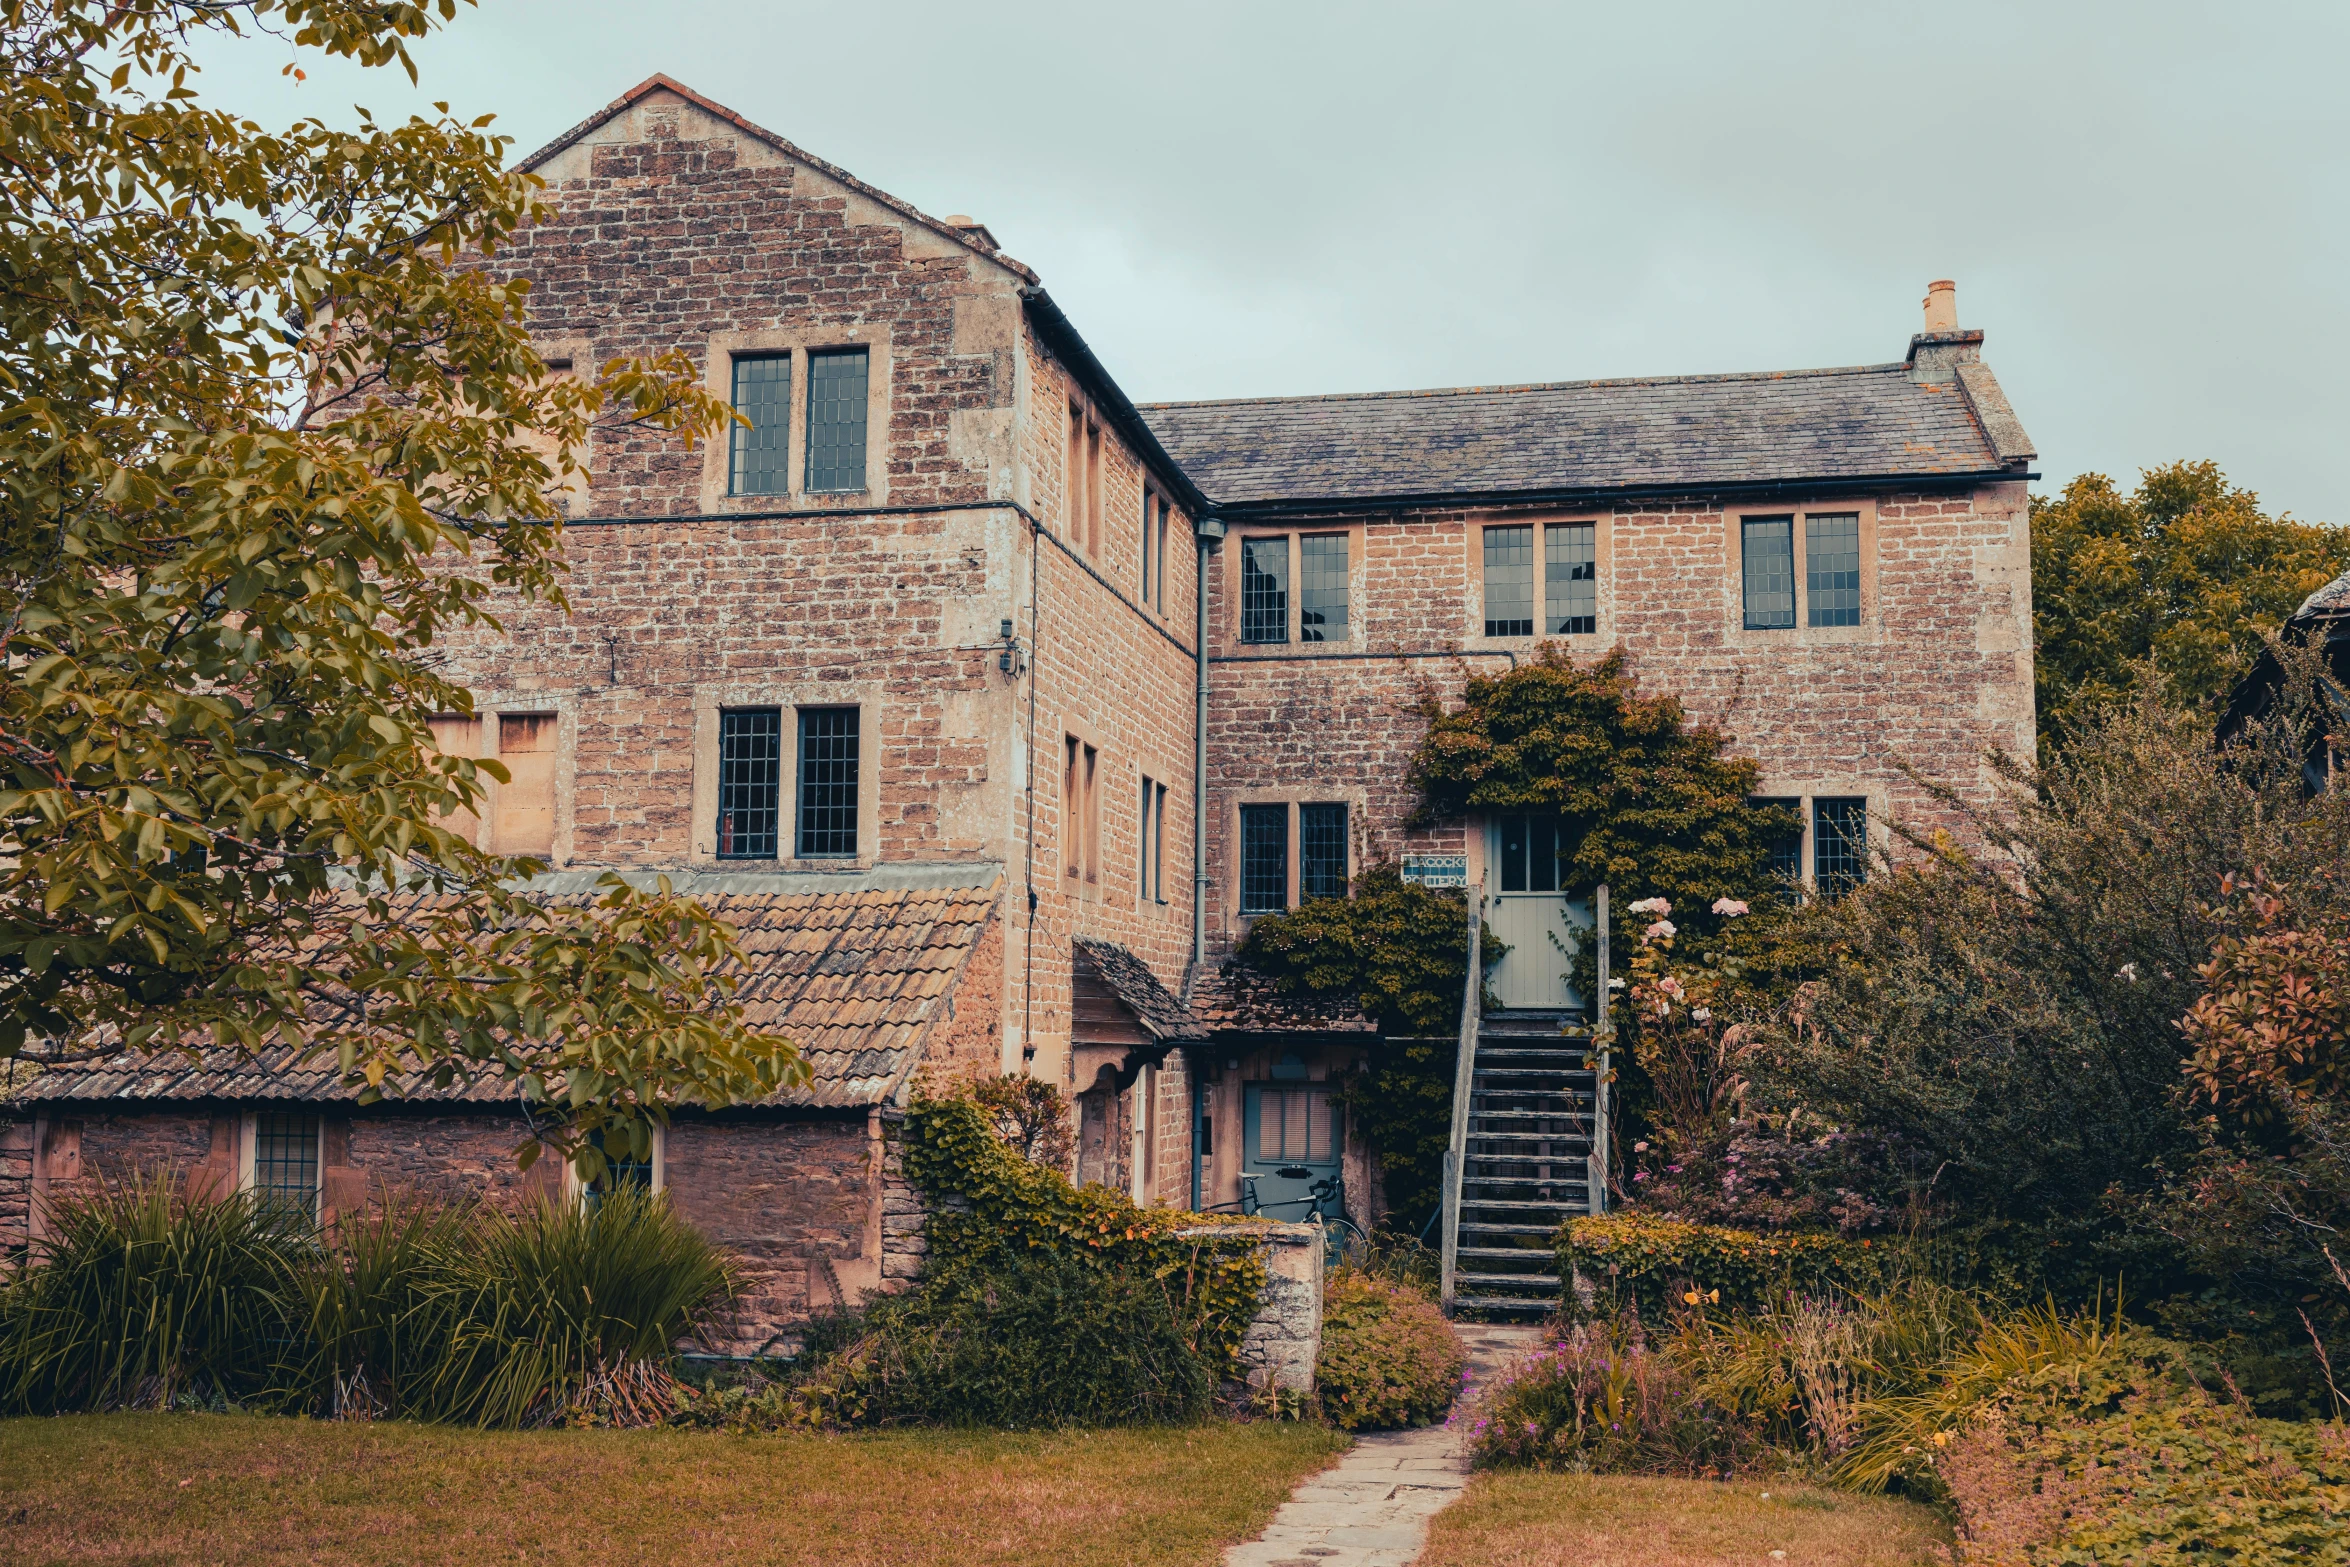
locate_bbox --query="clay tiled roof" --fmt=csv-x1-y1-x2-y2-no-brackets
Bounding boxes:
1072,938,1201,1042
1139,362,2014,509
6,881,1001,1112
1183,962,1378,1039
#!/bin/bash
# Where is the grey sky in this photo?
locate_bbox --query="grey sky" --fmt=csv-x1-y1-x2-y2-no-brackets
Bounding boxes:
194,1,2350,523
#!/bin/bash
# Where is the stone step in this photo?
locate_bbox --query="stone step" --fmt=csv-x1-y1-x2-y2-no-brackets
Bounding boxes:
1457,1269,1563,1290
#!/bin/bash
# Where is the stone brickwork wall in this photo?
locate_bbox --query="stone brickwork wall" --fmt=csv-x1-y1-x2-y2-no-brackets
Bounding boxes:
436,83,1204,1090
664,1114,877,1353
1202,482,2034,956
0,1116,30,1260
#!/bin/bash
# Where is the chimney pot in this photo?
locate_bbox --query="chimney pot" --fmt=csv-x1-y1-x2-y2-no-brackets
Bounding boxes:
1923,279,1958,334
944,214,977,227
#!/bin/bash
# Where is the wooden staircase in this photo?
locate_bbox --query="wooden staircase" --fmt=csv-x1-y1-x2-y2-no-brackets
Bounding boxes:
1448,1011,1598,1315
1439,880,1612,1320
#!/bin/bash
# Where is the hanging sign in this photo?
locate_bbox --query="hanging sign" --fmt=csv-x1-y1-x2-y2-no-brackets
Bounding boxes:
1401,853,1468,889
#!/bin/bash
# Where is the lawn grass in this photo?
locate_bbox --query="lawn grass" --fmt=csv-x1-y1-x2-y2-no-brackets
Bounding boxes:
1419,1472,1952,1567
0,1414,1348,1567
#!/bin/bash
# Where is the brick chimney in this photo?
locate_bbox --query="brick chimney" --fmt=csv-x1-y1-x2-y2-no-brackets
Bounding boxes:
1908,278,1983,383
1922,279,1958,333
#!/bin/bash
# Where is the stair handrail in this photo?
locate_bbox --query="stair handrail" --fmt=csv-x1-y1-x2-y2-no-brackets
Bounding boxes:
1439,873,1485,1309
1589,882,1611,1216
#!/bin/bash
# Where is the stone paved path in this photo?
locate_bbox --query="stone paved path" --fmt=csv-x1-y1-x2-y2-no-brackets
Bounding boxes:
1223,1321,1541,1567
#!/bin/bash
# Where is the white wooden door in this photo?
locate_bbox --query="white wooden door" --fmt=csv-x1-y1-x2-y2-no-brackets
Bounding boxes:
1485,816,1593,1012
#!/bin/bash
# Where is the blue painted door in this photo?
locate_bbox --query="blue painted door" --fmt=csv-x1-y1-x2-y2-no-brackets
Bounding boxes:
1242,1081,1345,1222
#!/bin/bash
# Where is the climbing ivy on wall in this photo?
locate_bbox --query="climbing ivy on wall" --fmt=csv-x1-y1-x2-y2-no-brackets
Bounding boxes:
1410,645,1795,950
1229,646,1797,1230
900,1095,1269,1375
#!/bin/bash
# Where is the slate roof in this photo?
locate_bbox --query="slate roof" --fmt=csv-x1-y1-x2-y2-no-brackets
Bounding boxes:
2294,567,2350,621
1138,360,2019,509
1072,938,1201,1043
5,882,1002,1112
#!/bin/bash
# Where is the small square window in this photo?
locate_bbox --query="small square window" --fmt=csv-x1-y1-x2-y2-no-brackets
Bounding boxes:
1545,522,1596,635
1496,815,1561,894
251,1112,320,1226
717,708,783,860
1239,804,1288,914
797,707,860,858
1299,534,1348,642
1241,537,1289,645
729,356,791,497
1813,797,1868,896
805,349,869,493
1807,513,1862,627
1483,525,1534,637
1742,516,1796,630
1299,803,1348,900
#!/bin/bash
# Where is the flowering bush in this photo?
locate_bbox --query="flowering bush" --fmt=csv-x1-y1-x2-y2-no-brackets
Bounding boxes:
1626,1107,1909,1234
1463,1321,1751,1474
1315,1270,1464,1430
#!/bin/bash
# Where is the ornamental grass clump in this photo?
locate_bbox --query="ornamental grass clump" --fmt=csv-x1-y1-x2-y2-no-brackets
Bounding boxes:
0,1177,733,1427
311,1185,734,1428
1314,1269,1463,1430
0,1173,309,1414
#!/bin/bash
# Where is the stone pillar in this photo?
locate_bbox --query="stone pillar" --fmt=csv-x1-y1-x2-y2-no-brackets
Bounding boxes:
1178,1220,1324,1393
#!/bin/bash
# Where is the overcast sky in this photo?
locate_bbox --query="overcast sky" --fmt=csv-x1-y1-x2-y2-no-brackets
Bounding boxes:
192,1,2350,523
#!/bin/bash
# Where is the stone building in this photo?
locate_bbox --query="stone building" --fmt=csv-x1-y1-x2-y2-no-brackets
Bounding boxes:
1,77,2037,1339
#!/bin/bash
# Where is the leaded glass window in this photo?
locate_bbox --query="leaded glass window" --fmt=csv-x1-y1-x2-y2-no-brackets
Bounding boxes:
1241,537,1289,644
1240,803,1287,914
805,348,869,493
1545,522,1597,635
1742,516,1796,630
716,708,782,860
1299,534,1348,642
1807,513,1862,627
1751,796,1804,884
1483,525,1534,637
251,1112,319,1225
796,707,860,858
1497,814,1561,893
729,356,791,497
1814,797,1868,897
1299,803,1348,900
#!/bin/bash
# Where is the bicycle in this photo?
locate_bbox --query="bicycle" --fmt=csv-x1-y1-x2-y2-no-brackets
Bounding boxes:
1231,1168,1368,1269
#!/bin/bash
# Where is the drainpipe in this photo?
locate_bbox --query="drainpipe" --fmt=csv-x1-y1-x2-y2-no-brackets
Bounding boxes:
1191,513,1225,1212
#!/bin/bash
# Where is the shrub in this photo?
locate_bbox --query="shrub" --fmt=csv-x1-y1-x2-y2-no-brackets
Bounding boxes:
1314,1270,1463,1431
1938,1338,2350,1564
900,1094,1267,1376
798,1248,1214,1429
1464,1319,1749,1474
0,1173,309,1413
1558,1212,1879,1323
